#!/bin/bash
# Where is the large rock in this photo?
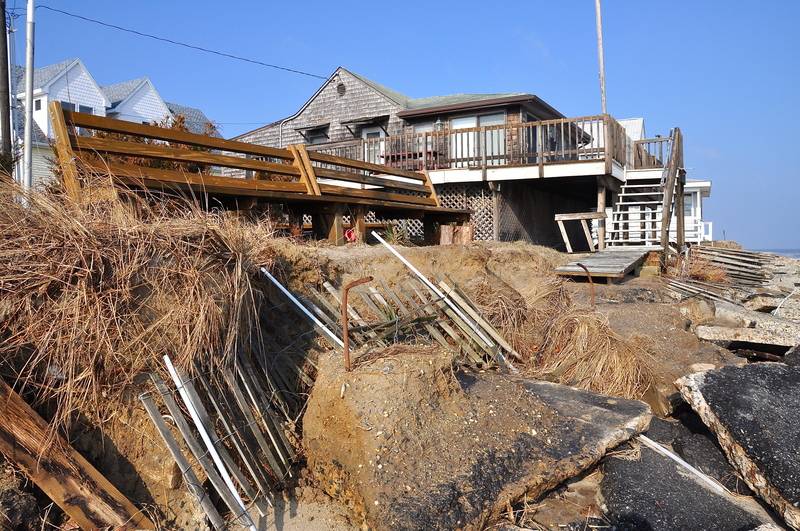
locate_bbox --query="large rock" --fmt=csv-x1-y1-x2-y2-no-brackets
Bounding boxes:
303,346,651,531
677,364,800,530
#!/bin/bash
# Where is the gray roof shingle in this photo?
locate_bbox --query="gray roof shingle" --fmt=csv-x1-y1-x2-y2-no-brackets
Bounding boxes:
13,58,79,94
165,102,219,137
102,78,147,106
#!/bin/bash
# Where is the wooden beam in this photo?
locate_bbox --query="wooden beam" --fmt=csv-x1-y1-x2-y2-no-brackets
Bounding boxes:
293,144,322,195
0,379,154,530
48,101,82,200
597,183,606,250
556,219,573,253
74,136,302,177
64,108,295,161
352,204,366,242
328,203,344,246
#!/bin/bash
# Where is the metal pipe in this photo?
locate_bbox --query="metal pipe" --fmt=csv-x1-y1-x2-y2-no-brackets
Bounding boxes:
342,276,373,371
163,355,257,531
22,0,33,191
260,266,344,347
577,263,595,309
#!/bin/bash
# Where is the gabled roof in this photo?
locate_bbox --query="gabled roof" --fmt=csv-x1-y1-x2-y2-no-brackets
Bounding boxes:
102,77,149,106
342,68,411,108
13,58,79,94
165,102,219,137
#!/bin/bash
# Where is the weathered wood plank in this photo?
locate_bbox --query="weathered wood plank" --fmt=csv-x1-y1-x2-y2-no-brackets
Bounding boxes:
0,379,155,530
64,108,295,161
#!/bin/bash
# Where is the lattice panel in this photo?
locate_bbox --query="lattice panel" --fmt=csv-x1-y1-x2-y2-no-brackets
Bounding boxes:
437,183,494,241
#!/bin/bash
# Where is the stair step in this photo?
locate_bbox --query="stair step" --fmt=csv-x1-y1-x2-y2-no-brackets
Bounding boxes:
613,202,663,207
619,191,663,196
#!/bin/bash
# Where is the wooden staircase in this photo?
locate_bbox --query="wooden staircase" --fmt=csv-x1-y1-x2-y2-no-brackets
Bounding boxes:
606,172,671,246
606,128,683,248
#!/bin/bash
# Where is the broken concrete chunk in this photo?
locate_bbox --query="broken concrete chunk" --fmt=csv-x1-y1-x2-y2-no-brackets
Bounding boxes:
695,324,800,348
677,364,800,530
711,301,800,335
601,439,778,530
303,346,651,531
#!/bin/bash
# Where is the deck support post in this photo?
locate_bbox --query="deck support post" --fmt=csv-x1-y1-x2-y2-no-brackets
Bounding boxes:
328,203,344,246
352,205,367,243
597,182,606,250
424,218,438,244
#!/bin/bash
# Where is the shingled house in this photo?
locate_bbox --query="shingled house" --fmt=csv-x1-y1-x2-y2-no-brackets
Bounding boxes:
235,67,711,248
10,58,216,188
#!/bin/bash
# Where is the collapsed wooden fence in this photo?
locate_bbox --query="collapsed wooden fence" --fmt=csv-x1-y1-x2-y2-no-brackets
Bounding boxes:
140,268,518,527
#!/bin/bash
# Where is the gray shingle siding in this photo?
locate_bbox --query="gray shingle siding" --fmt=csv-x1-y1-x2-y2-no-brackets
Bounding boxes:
238,69,405,148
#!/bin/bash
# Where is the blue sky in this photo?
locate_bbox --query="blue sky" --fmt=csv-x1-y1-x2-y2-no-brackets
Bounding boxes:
8,0,800,249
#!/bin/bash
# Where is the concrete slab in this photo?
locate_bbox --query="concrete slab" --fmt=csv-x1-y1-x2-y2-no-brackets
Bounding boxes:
303,348,651,531
677,364,800,530
601,439,776,530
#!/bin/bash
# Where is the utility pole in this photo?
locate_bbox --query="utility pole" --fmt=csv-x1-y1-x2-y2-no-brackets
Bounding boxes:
22,0,32,191
595,0,607,115
0,0,12,180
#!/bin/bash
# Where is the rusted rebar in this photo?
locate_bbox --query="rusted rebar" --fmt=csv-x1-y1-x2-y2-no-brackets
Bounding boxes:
576,263,595,309
342,276,373,371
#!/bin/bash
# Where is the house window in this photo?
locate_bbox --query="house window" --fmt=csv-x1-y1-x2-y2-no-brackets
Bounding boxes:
79,105,93,115
450,112,506,167
684,193,694,217
304,127,329,144
34,99,41,111
60,101,76,112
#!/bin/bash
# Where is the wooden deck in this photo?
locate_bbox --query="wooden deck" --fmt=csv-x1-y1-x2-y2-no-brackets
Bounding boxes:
48,102,470,245
554,246,661,281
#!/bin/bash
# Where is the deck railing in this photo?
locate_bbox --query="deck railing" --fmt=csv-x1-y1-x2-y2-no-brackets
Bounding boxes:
634,137,671,169
311,115,641,174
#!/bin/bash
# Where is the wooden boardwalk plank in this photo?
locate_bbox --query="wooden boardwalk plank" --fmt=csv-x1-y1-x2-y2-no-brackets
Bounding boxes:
554,246,660,278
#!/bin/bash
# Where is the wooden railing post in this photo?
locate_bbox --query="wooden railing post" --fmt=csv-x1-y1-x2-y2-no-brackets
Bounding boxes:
603,114,613,175
48,101,81,200
659,128,682,253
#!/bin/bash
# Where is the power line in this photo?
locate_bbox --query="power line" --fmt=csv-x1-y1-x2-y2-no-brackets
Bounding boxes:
36,5,328,80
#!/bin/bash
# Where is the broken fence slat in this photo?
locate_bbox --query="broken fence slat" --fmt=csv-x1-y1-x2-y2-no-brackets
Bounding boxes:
163,357,261,530
173,365,270,517
139,391,226,530
149,373,249,526
224,366,289,481
231,359,296,476
407,279,486,364
437,276,521,368
397,284,460,353
261,267,344,348
191,362,277,500
372,231,498,350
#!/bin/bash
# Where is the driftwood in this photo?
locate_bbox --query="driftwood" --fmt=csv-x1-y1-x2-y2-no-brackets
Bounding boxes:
0,379,154,530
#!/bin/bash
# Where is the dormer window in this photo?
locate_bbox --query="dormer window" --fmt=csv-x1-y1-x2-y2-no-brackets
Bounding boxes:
34,99,41,111
296,123,330,144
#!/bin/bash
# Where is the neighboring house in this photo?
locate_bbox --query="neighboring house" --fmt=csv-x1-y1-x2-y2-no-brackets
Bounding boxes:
236,67,711,247
9,58,215,187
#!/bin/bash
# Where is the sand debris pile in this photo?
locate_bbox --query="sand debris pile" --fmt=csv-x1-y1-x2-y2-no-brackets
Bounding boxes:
0,182,277,432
